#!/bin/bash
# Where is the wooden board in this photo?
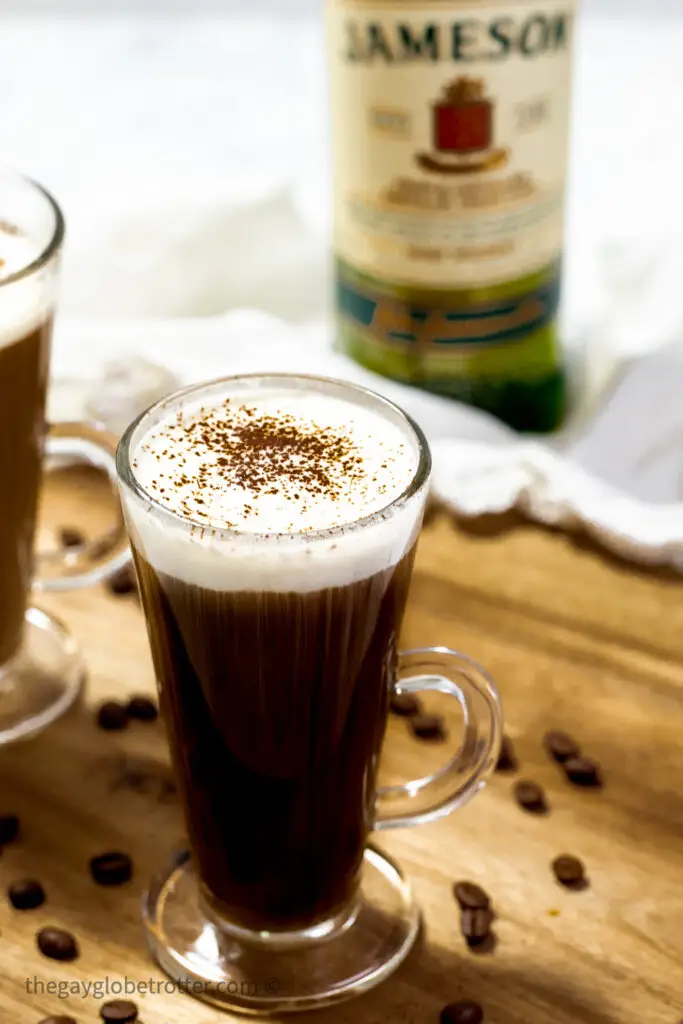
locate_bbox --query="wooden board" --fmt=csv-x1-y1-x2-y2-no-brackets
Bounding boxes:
2,467,683,1024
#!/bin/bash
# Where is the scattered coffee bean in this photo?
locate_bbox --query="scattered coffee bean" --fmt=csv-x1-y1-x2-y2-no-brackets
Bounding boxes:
410,712,447,741
453,881,491,912
107,564,137,596
8,878,45,910
172,847,191,868
514,780,548,813
0,813,19,845
544,730,580,763
440,1001,484,1024
59,527,85,549
461,907,494,947
36,927,79,962
38,1017,78,1024
90,851,133,887
100,999,138,1023
97,701,129,731
126,695,158,722
158,778,178,804
495,735,517,772
552,855,587,889
564,757,603,788
389,692,421,717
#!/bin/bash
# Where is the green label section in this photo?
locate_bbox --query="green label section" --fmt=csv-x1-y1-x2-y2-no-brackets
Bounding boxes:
338,267,560,352
336,263,566,432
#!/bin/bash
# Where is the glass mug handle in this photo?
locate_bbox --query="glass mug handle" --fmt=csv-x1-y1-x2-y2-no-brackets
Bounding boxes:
375,647,503,830
33,421,131,592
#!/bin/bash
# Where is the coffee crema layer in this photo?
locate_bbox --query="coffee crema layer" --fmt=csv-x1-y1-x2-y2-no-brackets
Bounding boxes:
0,226,52,350
127,385,423,593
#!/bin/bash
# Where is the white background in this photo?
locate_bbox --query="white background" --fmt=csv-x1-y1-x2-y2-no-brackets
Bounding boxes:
0,0,682,379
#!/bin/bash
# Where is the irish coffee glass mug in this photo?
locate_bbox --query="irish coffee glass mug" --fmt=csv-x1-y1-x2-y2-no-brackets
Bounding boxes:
117,374,503,1014
0,171,130,745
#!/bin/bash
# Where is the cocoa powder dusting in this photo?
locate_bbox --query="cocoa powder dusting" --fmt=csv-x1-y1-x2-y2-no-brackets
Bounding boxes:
144,399,381,531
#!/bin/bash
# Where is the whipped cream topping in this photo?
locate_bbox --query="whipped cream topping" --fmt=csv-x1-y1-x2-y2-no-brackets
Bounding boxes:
132,388,418,535
124,380,427,593
0,223,54,349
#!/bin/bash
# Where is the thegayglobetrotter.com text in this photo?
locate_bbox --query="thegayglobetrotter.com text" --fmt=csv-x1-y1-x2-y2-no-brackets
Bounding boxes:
26,976,281,999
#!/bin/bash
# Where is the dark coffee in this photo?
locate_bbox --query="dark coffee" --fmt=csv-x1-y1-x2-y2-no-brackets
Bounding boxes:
0,320,51,664
133,545,416,933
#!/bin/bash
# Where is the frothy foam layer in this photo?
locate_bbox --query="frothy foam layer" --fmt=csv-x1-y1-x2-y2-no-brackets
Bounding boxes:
133,390,418,533
0,225,39,279
124,382,426,593
0,225,53,349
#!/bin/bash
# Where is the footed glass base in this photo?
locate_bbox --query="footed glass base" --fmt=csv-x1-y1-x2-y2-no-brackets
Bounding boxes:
0,606,85,746
143,845,420,1015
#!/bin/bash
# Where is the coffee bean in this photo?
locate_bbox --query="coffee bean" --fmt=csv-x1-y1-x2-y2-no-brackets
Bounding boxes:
552,854,587,889
38,1017,78,1024
453,881,491,912
59,527,85,549
8,878,45,910
461,907,493,947
158,778,178,804
126,695,158,722
100,999,138,1023
514,780,548,813
90,852,133,887
441,1001,484,1024
36,927,79,962
389,693,421,717
410,713,447,741
107,564,137,596
97,701,129,731
564,757,602,788
0,813,19,845
495,735,517,772
172,847,191,868
544,730,580,763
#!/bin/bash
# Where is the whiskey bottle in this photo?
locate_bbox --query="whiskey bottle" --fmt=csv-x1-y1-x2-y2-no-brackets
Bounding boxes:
327,1,577,432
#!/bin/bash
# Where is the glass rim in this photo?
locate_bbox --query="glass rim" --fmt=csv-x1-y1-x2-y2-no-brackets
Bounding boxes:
0,171,65,287
117,372,432,545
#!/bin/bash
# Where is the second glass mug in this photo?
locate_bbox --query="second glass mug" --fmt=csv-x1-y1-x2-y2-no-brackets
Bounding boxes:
0,170,130,746
116,373,503,1014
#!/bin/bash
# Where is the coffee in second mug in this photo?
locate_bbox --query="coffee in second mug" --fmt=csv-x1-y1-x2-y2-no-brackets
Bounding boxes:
0,169,130,746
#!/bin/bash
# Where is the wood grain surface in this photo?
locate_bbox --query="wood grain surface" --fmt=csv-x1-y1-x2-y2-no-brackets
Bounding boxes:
2,467,683,1024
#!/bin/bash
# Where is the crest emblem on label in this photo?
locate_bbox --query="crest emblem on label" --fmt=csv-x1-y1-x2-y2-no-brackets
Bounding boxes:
417,77,509,175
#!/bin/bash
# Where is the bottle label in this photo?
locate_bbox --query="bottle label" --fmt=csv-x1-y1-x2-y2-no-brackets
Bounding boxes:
337,261,561,351
328,0,576,290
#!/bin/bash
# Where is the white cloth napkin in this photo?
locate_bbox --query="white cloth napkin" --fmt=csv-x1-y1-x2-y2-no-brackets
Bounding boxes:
51,294,683,572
